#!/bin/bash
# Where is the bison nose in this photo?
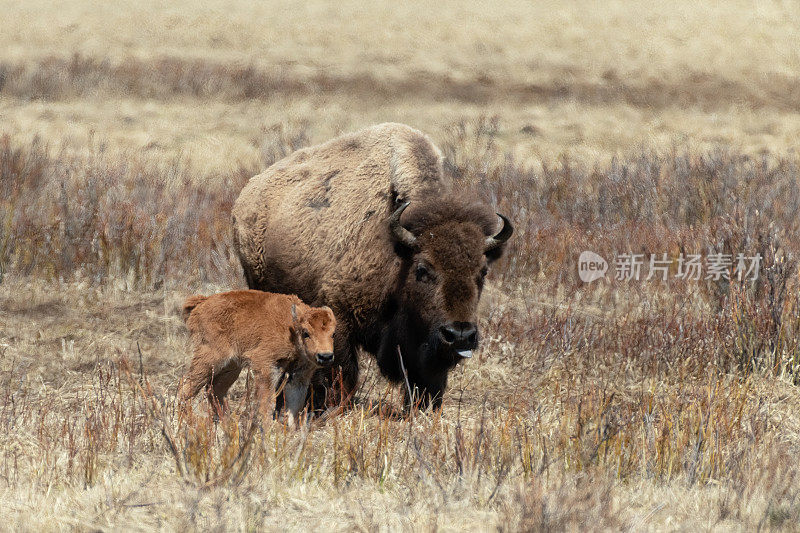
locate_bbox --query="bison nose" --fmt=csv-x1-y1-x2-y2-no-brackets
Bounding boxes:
316,352,334,364
439,322,478,346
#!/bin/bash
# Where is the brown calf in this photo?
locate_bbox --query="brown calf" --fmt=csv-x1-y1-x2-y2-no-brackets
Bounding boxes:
178,290,336,426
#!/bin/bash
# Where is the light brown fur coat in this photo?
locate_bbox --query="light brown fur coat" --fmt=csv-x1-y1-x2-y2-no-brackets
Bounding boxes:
179,290,335,425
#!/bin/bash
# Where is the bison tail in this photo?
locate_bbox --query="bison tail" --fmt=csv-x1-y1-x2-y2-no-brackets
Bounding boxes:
181,295,208,322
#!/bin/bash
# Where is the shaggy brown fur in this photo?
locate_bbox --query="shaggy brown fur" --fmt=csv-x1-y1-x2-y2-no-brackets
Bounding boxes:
179,290,336,426
232,123,510,409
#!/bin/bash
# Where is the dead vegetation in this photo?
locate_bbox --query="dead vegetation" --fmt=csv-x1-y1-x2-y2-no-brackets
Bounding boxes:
3,0,800,529
3,274,800,530
5,0,800,169
1,119,800,529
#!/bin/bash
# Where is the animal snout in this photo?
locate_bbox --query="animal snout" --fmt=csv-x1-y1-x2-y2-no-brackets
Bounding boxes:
438,322,478,347
316,352,334,364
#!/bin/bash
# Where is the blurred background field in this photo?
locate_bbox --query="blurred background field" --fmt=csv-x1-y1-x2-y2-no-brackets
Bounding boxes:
3,0,800,171
2,1,800,530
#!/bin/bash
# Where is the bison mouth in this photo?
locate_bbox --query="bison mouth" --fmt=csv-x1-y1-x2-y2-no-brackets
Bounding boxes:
437,322,479,359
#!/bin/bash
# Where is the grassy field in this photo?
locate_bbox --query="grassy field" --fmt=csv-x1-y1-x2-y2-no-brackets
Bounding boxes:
3,0,800,170
2,0,800,530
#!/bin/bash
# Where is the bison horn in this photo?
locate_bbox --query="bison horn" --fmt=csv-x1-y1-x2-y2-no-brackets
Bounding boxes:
484,213,513,253
389,201,418,249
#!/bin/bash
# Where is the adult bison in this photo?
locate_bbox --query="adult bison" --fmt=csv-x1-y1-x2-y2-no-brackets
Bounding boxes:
232,123,512,409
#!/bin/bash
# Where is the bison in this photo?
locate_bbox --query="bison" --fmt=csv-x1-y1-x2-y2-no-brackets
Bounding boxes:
179,290,336,425
232,123,512,409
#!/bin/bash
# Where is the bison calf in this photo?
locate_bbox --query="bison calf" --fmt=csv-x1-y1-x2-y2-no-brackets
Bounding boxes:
178,290,336,426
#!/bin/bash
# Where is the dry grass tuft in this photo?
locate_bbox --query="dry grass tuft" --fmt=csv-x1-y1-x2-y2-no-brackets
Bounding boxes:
2,275,800,529
0,134,251,288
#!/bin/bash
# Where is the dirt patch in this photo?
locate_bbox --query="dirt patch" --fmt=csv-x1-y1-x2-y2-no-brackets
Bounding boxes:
0,298,65,319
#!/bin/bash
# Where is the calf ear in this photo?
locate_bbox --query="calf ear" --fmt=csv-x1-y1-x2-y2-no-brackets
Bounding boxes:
288,304,305,349
319,306,336,325
289,304,301,338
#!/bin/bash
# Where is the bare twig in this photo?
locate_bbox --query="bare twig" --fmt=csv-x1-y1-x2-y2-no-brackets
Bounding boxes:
136,341,144,387
396,345,415,410
119,354,185,478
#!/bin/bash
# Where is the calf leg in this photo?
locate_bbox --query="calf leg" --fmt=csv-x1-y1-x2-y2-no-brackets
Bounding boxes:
207,363,242,416
251,366,276,423
178,352,214,403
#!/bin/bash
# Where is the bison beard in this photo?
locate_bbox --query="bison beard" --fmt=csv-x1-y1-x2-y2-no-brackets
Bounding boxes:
375,307,462,409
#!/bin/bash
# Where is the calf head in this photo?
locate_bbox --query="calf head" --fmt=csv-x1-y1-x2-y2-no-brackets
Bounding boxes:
290,304,336,365
389,199,513,366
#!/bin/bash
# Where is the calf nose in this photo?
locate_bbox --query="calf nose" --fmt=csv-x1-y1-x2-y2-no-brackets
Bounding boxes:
439,322,477,346
316,352,334,364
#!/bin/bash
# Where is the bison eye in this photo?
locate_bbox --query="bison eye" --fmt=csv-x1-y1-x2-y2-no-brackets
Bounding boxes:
302,331,310,340
416,263,435,283
480,266,489,279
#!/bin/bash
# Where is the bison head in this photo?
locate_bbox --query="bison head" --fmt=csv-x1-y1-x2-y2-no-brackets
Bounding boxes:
387,199,512,371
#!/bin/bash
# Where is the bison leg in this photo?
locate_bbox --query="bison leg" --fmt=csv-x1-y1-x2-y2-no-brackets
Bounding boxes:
405,370,447,411
283,372,312,428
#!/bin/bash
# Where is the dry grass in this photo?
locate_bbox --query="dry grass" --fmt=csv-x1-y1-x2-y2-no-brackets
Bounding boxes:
2,123,800,529
4,0,799,80
3,0,800,530
2,275,800,529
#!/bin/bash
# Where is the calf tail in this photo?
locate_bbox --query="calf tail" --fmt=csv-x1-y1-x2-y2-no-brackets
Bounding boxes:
181,295,208,322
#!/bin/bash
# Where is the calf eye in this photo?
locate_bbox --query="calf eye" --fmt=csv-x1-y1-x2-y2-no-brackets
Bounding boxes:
302,331,310,339
416,264,434,283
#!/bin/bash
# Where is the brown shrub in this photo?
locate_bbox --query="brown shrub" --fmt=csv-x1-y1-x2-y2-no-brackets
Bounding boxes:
2,120,799,378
